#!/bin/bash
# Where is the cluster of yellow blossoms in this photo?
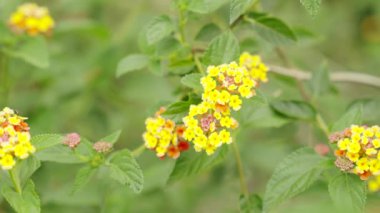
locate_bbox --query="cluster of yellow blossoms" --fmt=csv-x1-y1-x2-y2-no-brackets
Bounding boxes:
182,53,268,155
143,107,190,159
8,3,54,36
331,125,380,181
0,107,35,170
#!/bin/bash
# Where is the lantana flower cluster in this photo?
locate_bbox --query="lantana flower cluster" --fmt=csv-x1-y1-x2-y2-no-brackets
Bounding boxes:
0,107,35,170
330,125,380,180
182,53,268,155
8,3,54,36
143,107,190,159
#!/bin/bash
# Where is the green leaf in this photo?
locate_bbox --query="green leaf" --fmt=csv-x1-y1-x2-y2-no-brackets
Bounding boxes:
71,166,97,194
246,13,297,45
188,0,230,14
155,37,181,57
331,104,363,132
310,63,330,98
108,149,144,193
2,180,40,213
31,134,64,151
348,99,380,122
35,138,93,164
203,31,240,66
300,0,322,17
195,23,222,41
116,54,149,78
271,100,316,120
162,101,192,115
240,194,263,213
168,145,229,183
99,130,122,144
230,0,254,24
5,36,49,68
328,173,367,213
263,147,327,212
14,156,41,187
181,73,203,91
146,15,174,45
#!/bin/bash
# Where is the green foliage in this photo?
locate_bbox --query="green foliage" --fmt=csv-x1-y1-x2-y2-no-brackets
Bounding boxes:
195,23,222,41
246,13,297,45
229,0,255,24
99,130,122,144
180,73,203,91
107,149,144,193
331,104,363,132
328,173,367,213
186,0,230,14
71,166,97,194
31,134,64,151
2,181,40,213
146,15,174,45
203,31,240,65
14,156,41,187
270,100,316,120
4,36,49,68
239,194,262,213
168,146,229,183
300,0,322,17
263,147,328,212
116,54,149,78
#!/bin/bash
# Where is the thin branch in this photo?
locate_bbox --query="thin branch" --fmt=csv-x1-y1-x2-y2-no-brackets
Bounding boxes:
269,65,380,88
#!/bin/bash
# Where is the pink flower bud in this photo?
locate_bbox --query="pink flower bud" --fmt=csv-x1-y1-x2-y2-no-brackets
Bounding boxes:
63,133,81,149
93,141,112,153
314,143,330,156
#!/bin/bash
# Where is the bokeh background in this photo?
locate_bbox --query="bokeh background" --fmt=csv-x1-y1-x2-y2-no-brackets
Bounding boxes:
0,0,380,212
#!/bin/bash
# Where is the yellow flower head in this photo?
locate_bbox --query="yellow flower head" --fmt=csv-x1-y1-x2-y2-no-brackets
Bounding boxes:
8,3,54,36
239,52,269,83
331,125,380,180
143,107,190,159
0,107,35,170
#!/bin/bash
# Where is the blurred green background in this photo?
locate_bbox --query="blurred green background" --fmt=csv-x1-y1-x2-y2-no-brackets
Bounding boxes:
0,0,380,212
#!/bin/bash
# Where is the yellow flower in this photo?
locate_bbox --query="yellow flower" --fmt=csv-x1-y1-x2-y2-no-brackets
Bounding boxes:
346,152,360,162
337,139,349,150
219,129,232,144
368,179,380,192
239,52,268,83
0,154,16,170
372,139,380,148
347,141,361,154
229,95,242,111
0,107,34,170
8,3,54,36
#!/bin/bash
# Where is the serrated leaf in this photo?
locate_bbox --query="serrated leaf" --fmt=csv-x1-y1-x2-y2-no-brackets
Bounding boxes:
203,31,240,66
14,156,41,187
168,145,229,183
108,149,144,193
146,15,174,45
116,54,149,78
31,134,64,151
310,63,330,98
188,0,229,14
181,73,203,91
246,13,297,45
270,100,316,120
348,99,380,122
99,130,122,144
195,23,222,41
35,138,93,164
331,104,363,132
263,147,327,212
2,180,40,213
71,166,97,194
328,173,367,213
5,36,49,68
300,0,321,17
162,101,192,115
240,194,262,213
230,0,254,24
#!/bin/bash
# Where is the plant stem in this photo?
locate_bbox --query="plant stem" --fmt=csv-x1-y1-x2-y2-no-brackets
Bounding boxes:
0,51,10,106
9,169,22,194
232,142,249,198
132,144,145,158
316,113,330,138
192,51,205,75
